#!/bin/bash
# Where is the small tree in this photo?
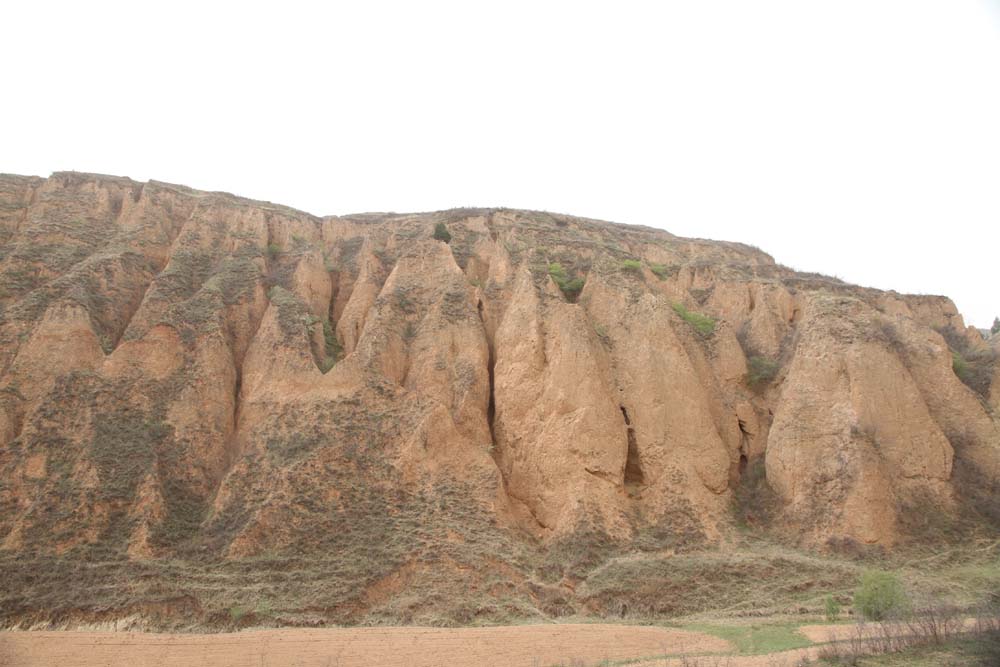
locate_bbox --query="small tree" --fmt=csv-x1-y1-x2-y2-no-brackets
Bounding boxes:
854,570,910,621
824,594,842,621
432,222,452,243
992,317,999,335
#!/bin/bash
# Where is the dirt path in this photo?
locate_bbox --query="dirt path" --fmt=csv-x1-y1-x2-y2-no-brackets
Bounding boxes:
0,624,731,667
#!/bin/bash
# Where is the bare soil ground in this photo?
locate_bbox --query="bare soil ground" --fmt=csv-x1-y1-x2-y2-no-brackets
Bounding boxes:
0,624,731,667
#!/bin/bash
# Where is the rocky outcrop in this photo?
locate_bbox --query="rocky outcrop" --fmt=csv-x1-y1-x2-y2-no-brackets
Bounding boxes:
0,172,997,624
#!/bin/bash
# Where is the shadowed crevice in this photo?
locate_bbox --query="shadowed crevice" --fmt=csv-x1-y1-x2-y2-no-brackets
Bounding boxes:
621,406,644,488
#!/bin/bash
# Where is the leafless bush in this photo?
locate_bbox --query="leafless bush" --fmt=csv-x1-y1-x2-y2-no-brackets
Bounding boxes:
818,603,999,664
816,622,906,663
973,596,1000,637
815,638,851,664
974,613,1000,635
903,601,964,645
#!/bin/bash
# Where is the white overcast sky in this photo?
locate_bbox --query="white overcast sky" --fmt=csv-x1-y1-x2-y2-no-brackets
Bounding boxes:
4,1,999,326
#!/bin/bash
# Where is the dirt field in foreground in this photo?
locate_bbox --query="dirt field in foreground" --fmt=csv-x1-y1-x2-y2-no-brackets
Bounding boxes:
0,624,731,667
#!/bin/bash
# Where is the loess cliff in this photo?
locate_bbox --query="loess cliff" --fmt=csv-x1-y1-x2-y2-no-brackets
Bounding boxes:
0,172,997,628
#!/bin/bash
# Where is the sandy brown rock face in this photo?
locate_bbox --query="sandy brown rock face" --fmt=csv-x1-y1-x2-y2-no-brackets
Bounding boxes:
765,295,956,545
0,172,997,626
579,269,737,538
492,264,627,535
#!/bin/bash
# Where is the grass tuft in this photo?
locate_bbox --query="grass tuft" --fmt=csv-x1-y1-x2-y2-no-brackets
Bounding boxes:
649,263,673,279
621,259,643,274
672,302,716,336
